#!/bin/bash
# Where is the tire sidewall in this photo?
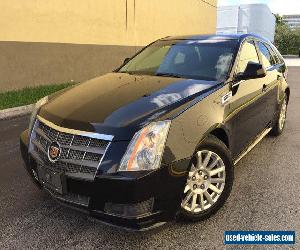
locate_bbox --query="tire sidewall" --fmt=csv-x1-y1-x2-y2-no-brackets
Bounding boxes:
177,135,234,222
278,95,288,133
271,94,288,136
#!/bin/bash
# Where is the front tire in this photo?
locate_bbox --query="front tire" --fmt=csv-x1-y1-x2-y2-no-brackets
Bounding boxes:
177,135,233,222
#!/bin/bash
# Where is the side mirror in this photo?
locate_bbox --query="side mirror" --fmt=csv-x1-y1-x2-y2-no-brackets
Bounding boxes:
123,57,130,64
236,62,266,81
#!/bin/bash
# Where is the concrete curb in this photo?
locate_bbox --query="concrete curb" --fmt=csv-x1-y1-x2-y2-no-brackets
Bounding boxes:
283,55,299,58
0,104,34,120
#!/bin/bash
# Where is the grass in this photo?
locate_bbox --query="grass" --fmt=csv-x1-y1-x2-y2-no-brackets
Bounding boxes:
0,83,76,110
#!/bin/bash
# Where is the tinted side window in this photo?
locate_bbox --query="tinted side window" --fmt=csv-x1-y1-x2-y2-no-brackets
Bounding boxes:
265,43,280,65
276,52,284,64
236,40,259,74
270,44,284,64
268,46,280,64
272,51,280,64
258,42,276,67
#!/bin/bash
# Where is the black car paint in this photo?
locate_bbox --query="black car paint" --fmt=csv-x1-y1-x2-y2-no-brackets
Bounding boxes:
20,34,289,230
38,73,221,141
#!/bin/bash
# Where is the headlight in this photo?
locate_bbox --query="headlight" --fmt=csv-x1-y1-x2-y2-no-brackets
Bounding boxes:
28,96,49,134
119,121,171,172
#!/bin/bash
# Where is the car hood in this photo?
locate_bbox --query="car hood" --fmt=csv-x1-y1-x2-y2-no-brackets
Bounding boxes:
39,73,221,140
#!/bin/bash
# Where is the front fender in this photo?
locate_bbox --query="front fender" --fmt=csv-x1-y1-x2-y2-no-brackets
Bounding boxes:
162,85,229,167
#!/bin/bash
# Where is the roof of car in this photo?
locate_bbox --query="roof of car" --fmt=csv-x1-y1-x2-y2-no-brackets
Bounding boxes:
161,33,270,43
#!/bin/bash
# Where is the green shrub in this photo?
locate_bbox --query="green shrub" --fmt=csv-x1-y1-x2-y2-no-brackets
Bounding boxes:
0,83,76,110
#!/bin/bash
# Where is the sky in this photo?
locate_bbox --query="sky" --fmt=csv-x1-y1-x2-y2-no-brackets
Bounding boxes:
218,0,300,15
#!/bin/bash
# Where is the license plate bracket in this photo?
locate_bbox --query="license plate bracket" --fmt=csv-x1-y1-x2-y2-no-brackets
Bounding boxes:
37,165,66,195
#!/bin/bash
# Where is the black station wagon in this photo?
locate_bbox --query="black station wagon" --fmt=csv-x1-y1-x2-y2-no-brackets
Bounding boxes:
20,34,290,230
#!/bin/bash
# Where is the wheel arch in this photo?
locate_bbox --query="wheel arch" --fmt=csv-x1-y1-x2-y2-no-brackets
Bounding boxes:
208,126,230,149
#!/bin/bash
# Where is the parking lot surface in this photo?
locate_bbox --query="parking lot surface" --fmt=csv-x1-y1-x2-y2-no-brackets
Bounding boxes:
284,56,300,67
0,68,299,249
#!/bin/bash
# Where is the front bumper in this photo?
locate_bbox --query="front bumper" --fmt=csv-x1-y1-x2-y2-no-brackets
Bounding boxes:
20,130,190,231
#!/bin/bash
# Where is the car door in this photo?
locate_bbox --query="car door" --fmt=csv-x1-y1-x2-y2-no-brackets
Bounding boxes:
226,40,268,158
256,41,279,125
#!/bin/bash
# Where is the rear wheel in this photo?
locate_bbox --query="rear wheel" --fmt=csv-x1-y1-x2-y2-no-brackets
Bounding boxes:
270,94,287,136
177,135,233,222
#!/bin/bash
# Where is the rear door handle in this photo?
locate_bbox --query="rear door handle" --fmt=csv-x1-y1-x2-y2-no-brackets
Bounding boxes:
262,84,267,92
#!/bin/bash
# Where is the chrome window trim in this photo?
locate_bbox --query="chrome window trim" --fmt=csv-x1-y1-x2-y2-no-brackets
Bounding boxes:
37,115,114,141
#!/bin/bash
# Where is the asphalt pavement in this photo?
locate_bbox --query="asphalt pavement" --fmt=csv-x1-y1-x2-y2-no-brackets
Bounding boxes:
0,68,299,249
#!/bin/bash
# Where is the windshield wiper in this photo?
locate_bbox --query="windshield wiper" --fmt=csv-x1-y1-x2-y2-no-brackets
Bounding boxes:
155,72,185,78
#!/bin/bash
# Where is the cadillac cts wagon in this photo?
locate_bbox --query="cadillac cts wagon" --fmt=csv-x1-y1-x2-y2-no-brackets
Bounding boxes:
20,34,289,230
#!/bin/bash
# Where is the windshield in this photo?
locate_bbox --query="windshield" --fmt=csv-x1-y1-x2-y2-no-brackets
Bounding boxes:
118,39,238,81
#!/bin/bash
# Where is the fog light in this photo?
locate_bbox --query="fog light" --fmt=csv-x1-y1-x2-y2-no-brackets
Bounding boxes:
104,198,154,218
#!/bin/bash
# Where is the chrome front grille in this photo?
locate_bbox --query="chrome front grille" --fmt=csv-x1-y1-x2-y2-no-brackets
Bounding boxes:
30,117,112,180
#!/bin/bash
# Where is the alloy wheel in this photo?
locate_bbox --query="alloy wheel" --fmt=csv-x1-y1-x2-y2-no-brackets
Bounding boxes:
181,150,226,213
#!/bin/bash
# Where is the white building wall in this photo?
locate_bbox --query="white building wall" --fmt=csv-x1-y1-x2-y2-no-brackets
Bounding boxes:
217,4,276,42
